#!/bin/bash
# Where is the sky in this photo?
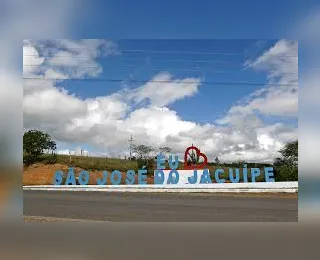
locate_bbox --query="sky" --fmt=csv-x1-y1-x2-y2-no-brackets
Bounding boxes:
72,0,316,39
23,38,298,163
14,0,319,164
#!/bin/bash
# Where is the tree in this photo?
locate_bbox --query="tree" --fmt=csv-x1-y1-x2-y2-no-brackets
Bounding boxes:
273,140,298,181
273,157,285,166
279,140,298,167
23,130,57,165
214,157,220,165
132,144,156,175
159,146,172,158
132,144,155,159
233,160,245,167
159,146,172,154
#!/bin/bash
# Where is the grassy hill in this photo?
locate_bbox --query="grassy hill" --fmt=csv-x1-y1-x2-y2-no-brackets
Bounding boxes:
25,153,271,182
51,154,138,172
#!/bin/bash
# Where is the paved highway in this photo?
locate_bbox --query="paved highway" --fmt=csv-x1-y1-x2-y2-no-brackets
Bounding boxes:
23,191,298,222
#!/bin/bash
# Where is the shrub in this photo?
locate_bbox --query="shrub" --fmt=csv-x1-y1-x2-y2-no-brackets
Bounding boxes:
23,130,56,165
137,158,155,175
274,166,298,182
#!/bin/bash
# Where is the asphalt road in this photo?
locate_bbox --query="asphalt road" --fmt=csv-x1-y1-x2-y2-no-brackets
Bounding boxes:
23,191,298,222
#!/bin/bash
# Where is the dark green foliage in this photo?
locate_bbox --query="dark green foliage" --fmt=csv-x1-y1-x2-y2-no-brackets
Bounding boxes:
137,158,146,169
132,144,156,174
137,158,155,175
274,165,298,181
273,140,298,181
23,130,56,165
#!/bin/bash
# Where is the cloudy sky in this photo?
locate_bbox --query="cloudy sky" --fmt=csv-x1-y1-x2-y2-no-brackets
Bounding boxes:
23,38,298,163
2,0,314,167
0,0,316,170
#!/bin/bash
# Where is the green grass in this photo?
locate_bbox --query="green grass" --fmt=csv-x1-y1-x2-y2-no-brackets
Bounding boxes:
38,154,275,182
41,154,138,172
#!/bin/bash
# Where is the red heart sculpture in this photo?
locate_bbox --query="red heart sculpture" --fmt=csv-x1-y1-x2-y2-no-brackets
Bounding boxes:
184,145,208,170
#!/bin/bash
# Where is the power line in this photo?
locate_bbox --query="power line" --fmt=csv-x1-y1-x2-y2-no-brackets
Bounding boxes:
24,54,100,60
23,46,245,56
23,57,243,65
23,77,298,87
23,49,298,58
23,51,244,57
23,57,297,68
23,64,101,69
22,63,228,73
22,64,297,75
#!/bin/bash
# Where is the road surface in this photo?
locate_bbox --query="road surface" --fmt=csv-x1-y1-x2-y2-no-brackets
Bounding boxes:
23,191,298,222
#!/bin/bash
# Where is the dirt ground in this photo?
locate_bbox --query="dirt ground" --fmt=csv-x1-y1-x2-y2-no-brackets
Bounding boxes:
23,163,154,185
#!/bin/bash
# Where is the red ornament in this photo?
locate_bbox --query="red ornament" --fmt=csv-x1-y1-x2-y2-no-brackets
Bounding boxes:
184,145,208,170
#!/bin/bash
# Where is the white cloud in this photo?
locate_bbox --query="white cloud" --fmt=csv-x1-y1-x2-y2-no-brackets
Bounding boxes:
1,0,82,167
44,69,68,80
23,87,86,127
23,39,119,80
124,107,196,145
130,72,201,107
23,43,45,77
229,88,298,117
219,40,298,124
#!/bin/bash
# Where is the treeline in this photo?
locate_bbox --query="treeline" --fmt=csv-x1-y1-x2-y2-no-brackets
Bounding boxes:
23,130,298,182
273,140,298,181
23,130,57,165
130,141,298,182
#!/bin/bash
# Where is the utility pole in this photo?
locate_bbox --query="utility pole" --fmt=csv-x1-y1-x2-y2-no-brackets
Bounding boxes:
128,135,134,160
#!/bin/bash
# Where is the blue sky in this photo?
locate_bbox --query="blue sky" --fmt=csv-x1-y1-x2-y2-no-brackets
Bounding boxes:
73,0,318,38
59,39,278,124
21,0,309,162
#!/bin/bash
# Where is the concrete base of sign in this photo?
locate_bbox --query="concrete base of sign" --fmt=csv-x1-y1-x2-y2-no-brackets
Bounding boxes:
157,170,204,185
23,181,298,193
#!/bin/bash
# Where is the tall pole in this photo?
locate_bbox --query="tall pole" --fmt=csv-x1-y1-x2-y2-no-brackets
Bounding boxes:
128,135,134,160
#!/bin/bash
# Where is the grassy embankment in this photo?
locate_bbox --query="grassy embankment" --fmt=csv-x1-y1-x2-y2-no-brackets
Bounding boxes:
23,154,269,185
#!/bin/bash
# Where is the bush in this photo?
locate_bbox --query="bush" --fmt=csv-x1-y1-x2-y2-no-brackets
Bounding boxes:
24,153,57,165
273,140,298,182
137,158,155,175
43,153,58,164
23,154,38,166
274,166,298,182
23,130,56,165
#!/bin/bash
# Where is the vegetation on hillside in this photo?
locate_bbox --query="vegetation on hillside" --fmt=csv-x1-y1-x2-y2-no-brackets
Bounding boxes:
23,130,57,165
23,130,298,181
273,140,298,181
43,154,138,172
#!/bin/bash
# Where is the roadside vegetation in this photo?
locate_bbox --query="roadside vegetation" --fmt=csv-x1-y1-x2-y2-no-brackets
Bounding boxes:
23,130,298,182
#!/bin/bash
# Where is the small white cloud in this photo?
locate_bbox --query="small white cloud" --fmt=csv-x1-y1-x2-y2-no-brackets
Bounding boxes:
130,72,201,107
